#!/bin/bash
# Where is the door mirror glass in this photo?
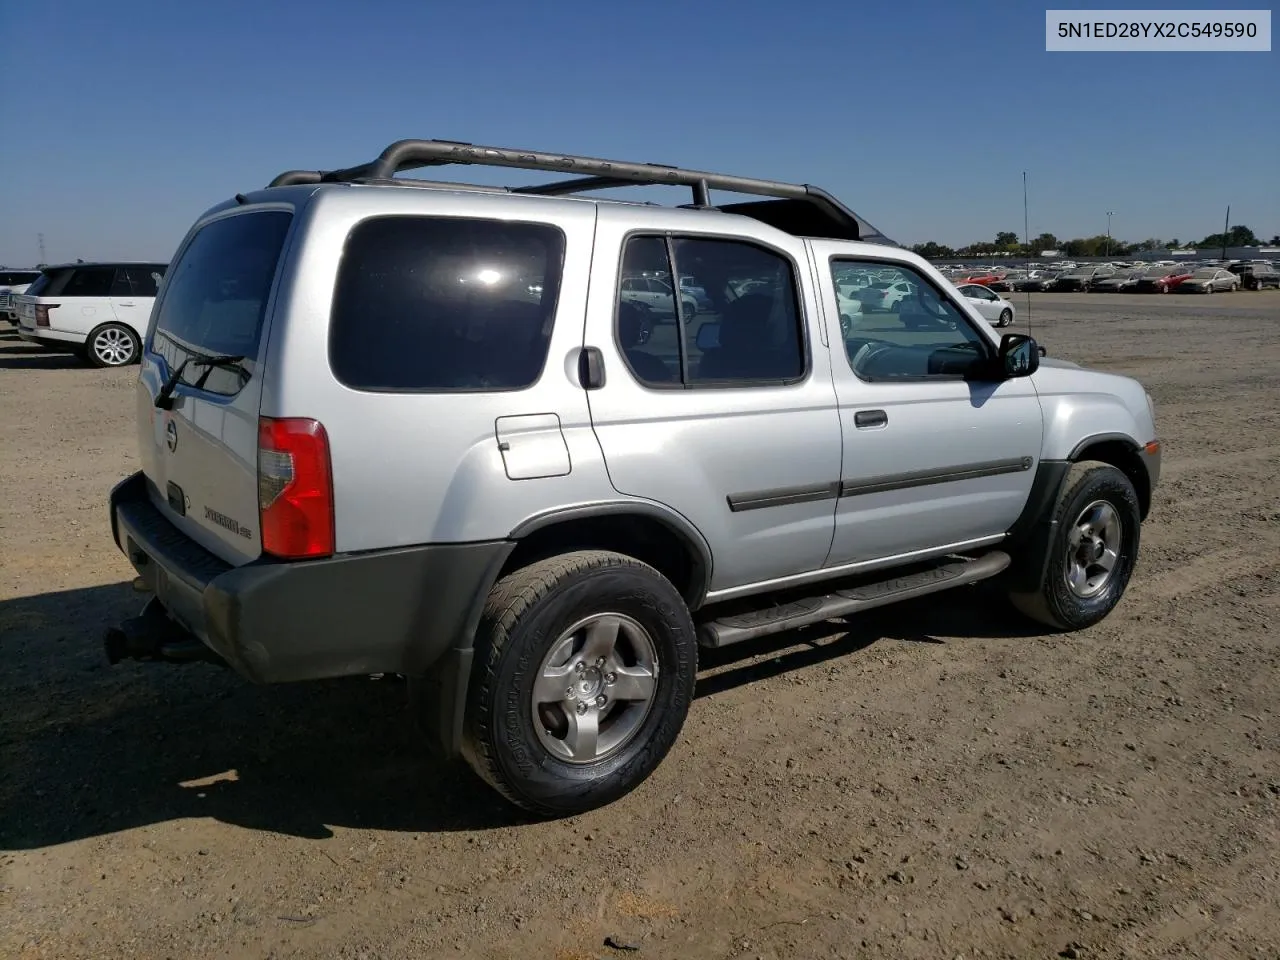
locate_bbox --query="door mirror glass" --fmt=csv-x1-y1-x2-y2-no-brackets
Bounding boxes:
999,333,1039,378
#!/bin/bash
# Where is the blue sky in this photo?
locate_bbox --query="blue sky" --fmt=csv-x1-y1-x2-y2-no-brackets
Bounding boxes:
1,0,1275,264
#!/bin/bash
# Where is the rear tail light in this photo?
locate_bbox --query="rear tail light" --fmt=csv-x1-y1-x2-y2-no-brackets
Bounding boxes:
35,303,58,327
257,417,334,560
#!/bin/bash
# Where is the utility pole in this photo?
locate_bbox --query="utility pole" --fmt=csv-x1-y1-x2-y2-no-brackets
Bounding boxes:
37,233,47,266
1221,205,1230,261
1105,212,1113,258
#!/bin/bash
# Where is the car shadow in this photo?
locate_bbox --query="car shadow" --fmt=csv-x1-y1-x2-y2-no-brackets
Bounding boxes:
0,580,1040,849
0,338,84,369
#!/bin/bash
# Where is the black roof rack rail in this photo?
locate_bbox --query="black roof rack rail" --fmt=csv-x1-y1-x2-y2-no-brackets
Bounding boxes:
267,139,894,244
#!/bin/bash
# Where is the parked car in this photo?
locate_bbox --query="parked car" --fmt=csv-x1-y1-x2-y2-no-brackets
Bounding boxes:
1053,266,1115,291
1011,272,1056,292
619,275,699,320
955,282,1016,326
1227,261,1280,290
1177,268,1240,293
103,138,1161,817
1089,269,1144,293
679,275,715,310
15,261,168,366
0,269,42,322
1132,265,1189,293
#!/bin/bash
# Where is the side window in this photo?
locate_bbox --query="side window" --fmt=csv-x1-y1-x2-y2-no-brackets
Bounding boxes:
120,266,163,297
329,215,565,392
831,259,992,382
615,235,806,388
110,269,134,297
62,267,116,298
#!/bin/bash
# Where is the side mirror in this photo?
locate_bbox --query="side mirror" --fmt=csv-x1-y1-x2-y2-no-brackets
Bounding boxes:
998,333,1039,378
695,321,721,350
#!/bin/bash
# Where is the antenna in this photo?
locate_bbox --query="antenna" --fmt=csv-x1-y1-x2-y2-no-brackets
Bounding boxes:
37,233,47,265
1022,171,1032,337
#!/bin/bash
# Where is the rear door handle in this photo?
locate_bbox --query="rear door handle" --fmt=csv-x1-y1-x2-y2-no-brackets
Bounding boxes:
117,301,136,306
854,409,888,428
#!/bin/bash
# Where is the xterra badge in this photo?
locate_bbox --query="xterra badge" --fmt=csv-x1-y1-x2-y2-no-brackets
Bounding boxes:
204,506,253,539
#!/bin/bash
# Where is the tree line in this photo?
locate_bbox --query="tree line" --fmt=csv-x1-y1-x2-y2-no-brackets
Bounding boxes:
912,225,1274,259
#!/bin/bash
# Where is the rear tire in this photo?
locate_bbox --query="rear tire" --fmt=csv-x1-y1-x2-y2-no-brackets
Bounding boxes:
998,309,1013,327
462,550,697,817
1009,460,1141,631
85,323,140,368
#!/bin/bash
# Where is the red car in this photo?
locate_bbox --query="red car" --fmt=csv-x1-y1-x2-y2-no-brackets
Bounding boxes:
957,273,1004,287
1156,271,1195,293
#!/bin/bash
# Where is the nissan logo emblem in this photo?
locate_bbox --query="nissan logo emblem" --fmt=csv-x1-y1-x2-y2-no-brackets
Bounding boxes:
165,419,178,453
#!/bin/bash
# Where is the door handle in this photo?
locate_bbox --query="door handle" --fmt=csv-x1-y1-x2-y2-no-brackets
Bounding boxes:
854,409,888,428
578,346,605,389
117,301,136,306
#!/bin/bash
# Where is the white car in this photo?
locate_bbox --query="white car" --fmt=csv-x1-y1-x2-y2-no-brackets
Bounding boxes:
15,261,168,367
619,275,698,320
955,282,1016,327
0,269,42,322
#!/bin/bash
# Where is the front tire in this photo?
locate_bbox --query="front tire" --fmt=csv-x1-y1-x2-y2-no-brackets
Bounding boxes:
462,550,697,817
85,323,140,368
1009,461,1141,631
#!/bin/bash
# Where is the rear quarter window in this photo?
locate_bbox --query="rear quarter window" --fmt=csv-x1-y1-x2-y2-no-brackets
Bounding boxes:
151,211,292,363
328,215,566,392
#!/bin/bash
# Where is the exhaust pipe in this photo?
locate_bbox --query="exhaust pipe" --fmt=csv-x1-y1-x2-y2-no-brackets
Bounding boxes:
104,598,227,667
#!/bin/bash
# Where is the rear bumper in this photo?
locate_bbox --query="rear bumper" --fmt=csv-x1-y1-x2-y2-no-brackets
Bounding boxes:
109,471,514,684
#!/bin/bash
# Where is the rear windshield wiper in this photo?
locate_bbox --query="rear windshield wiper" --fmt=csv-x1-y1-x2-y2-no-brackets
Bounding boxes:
154,350,246,409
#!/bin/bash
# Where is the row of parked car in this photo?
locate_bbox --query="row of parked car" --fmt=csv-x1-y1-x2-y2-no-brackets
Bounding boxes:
1,261,169,367
939,260,1280,294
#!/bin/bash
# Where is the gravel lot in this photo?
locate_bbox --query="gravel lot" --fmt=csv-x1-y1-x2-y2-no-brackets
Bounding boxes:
2,291,1278,960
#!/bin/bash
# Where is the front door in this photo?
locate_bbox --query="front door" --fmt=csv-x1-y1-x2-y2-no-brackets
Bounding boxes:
815,245,1044,568
585,207,843,597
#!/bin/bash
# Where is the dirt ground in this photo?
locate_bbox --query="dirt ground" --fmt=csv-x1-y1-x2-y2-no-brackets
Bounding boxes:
2,291,1278,960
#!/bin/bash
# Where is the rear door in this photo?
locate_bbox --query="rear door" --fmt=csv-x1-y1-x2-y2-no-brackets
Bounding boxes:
137,207,295,565
958,283,1000,321
34,266,117,338
584,207,843,596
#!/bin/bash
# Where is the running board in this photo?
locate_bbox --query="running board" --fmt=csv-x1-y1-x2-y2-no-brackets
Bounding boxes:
697,551,1010,649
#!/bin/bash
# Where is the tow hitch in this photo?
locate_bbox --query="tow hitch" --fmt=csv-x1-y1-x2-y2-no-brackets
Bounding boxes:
104,597,227,667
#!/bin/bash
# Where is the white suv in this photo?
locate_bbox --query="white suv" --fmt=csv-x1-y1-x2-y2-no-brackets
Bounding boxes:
0,269,42,323
15,261,168,367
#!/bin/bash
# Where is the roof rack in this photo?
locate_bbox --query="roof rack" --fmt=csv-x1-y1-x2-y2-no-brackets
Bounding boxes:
267,139,894,245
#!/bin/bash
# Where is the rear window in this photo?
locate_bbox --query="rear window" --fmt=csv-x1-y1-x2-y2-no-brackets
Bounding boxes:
151,211,292,370
22,269,65,297
328,215,566,392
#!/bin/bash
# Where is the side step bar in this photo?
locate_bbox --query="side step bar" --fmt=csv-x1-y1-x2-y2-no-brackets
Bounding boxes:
697,551,1010,649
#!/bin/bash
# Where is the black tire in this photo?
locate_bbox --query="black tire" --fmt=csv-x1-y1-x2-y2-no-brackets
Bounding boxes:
998,308,1013,327
461,550,697,817
1008,460,1141,631
84,322,140,368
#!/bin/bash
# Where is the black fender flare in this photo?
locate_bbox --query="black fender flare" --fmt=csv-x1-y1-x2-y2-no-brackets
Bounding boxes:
414,500,713,759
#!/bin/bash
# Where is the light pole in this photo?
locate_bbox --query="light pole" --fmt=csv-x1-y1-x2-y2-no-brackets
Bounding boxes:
1105,211,1114,258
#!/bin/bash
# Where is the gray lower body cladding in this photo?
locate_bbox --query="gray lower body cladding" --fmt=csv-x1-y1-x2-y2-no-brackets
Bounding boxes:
108,471,513,684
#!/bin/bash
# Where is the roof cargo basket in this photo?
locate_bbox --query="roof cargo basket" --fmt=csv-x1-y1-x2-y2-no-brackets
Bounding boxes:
268,138,894,244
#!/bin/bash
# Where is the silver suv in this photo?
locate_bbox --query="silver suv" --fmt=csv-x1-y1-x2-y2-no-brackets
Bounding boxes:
105,139,1161,816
